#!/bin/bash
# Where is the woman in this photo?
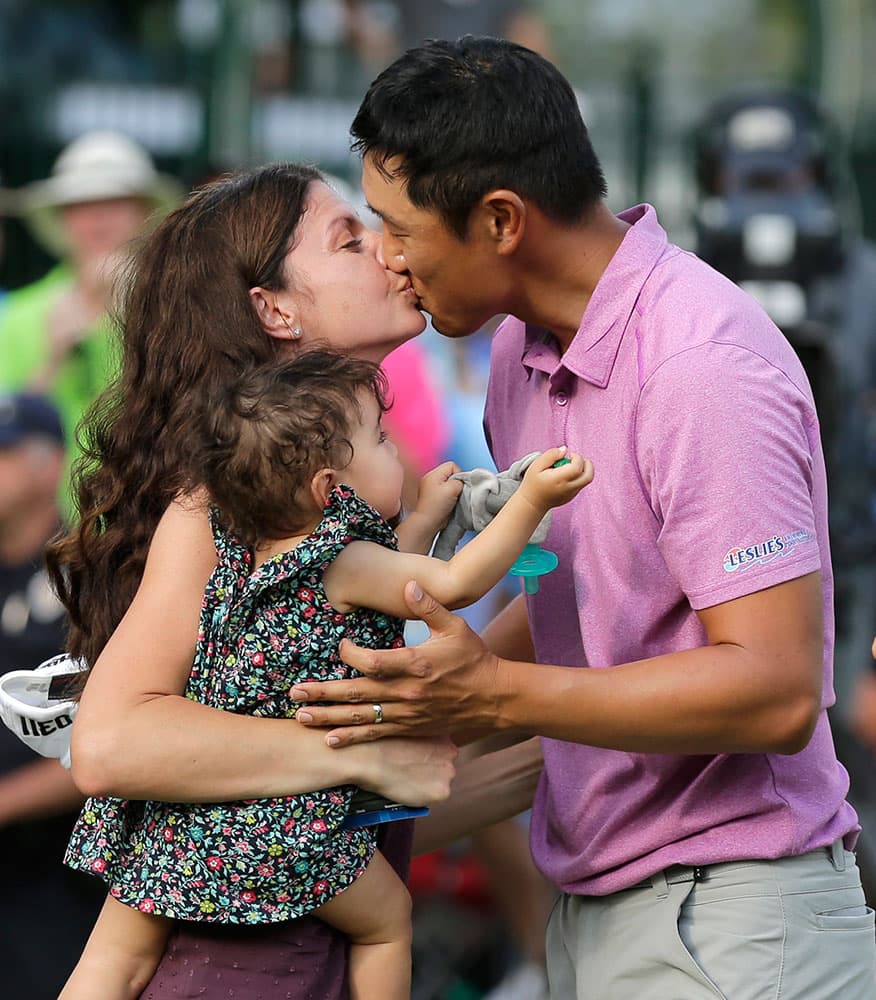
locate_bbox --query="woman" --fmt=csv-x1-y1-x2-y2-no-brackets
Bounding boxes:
47,164,467,998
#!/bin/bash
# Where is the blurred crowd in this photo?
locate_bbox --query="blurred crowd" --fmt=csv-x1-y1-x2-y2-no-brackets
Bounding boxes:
1,3,876,998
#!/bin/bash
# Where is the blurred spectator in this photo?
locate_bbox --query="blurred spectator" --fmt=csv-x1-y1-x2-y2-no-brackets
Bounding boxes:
343,0,553,69
0,391,103,998
0,130,180,511
382,338,451,510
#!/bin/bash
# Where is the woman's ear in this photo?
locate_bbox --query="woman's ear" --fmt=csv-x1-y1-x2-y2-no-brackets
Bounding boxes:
310,468,337,510
249,287,301,342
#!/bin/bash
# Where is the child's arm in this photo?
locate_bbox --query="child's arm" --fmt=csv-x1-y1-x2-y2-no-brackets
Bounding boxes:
396,460,463,554
325,447,593,618
59,896,172,1000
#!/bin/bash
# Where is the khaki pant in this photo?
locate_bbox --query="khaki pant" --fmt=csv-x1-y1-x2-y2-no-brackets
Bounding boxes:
545,841,876,999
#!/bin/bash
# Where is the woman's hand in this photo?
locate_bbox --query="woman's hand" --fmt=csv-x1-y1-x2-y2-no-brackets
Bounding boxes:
354,735,458,805
292,581,506,746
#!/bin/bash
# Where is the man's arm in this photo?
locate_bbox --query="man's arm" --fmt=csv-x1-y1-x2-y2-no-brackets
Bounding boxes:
292,572,823,755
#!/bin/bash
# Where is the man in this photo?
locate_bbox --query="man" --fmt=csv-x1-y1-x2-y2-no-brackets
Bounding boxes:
291,37,876,998
0,130,179,512
0,392,103,997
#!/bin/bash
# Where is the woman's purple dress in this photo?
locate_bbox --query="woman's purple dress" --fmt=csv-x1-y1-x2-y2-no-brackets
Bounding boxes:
141,820,412,999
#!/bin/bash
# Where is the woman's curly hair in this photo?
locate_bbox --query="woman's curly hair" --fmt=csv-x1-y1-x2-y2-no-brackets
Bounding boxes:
46,163,322,668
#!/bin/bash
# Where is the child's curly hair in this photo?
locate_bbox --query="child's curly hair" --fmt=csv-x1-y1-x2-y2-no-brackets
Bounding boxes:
194,350,390,546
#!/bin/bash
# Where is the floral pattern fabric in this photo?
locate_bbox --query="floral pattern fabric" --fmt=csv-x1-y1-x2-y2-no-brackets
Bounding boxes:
65,486,406,924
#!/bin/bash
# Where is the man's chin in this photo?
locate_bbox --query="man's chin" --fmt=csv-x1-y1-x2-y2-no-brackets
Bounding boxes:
428,312,479,339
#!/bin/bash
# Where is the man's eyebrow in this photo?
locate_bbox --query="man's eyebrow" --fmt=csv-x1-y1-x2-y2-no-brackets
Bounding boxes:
365,202,403,229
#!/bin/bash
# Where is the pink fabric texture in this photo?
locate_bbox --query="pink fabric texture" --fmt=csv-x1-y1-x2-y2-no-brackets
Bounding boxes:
381,339,449,475
484,204,858,896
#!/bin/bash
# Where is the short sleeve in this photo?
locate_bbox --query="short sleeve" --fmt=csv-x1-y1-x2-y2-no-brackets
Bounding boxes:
634,342,823,609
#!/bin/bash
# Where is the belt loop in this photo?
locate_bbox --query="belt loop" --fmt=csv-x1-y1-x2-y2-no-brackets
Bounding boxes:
651,868,670,899
829,838,846,872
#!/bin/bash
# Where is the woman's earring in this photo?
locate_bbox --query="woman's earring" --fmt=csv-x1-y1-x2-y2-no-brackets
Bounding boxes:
281,313,302,339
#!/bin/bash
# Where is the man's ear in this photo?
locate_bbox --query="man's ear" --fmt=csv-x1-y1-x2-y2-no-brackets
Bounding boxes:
249,286,300,342
478,190,526,255
310,468,337,510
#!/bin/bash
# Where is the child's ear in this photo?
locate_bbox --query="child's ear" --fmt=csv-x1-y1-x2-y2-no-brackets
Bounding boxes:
310,468,337,510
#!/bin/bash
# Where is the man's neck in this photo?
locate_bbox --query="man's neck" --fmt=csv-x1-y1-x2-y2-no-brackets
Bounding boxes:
509,202,630,353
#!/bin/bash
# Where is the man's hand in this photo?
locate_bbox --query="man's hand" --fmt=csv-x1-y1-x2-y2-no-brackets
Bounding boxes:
518,447,593,512
292,581,504,746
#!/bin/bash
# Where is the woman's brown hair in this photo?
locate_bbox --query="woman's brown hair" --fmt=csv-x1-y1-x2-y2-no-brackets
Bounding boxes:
46,163,322,668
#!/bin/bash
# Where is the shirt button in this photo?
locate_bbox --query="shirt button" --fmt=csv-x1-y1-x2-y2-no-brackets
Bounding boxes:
555,393,568,406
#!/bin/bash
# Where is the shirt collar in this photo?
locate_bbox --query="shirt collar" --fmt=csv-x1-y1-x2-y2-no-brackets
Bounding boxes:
520,204,669,387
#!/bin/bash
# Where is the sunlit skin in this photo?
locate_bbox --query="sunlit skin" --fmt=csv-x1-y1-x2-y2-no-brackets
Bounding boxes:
253,181,427,364
360,152,631,348
361,154,514,338
333,392,406,522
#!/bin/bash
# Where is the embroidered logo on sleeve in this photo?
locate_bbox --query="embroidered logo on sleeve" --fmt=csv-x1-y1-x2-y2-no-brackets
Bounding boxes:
723,529,815,573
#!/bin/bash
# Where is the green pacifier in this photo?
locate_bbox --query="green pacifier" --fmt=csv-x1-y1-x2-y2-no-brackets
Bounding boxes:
509,455,569,593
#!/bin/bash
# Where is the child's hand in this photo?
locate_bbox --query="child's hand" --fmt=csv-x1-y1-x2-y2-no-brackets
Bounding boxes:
518,447,594,511
415,461,463,528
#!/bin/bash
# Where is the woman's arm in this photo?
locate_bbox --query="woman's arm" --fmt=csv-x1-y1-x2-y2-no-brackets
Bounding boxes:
72,499,456,804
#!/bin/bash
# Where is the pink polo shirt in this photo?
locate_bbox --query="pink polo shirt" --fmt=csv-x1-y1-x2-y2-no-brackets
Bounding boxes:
483,204,858,896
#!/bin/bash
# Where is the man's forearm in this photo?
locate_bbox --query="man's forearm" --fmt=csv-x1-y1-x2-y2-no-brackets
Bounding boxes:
496,575,823,754
497,641,816,754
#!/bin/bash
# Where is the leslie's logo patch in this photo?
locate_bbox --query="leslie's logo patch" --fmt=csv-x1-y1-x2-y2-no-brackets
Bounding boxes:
723,529,815,573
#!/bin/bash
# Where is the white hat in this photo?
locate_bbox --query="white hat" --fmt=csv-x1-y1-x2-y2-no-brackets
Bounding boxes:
0,653,89,769
21,130,182,256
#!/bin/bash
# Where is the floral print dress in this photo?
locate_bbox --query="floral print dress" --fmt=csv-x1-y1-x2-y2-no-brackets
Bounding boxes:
64,486,406,924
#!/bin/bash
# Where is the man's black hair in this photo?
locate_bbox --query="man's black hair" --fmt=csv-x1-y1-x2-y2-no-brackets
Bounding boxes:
351,35,607,238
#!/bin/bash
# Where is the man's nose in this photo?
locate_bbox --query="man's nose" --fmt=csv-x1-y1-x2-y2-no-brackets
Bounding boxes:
380,234,407,274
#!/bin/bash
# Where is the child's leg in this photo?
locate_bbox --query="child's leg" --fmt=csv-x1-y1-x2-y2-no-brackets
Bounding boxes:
59,895,172,1000
314,849,413,1000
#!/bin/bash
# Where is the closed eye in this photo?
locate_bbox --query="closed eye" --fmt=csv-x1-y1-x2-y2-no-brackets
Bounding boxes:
343,238,363,250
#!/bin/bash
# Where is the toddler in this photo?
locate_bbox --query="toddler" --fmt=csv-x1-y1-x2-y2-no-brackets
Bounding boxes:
60,350,593,1000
